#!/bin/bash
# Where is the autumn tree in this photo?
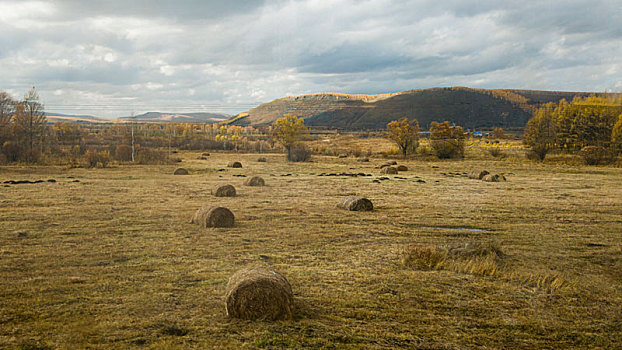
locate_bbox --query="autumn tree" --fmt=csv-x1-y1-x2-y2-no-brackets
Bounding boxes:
271,114,310,161
523,106,557,161
0,91,16,147
429,121,465,158
612,114,622,154
13,87,47,160
386,117,420,157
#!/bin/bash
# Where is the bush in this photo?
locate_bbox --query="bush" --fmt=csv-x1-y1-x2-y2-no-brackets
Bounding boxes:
136,148,167,164
115,144,133,161
97,150,111,167
84,150,98,168
487,147,507,158
579,146,607,165
430,139,465,159
287,143,312,162
2,141,22,162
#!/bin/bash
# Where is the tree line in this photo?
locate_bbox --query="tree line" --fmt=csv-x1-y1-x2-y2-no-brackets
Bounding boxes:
523,95,622,162
0,88,48,162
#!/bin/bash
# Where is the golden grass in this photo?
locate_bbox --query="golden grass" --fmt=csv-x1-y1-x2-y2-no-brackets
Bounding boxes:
1,148,621,348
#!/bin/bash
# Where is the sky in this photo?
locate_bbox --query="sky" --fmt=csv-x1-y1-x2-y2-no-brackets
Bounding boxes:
0,0,621,118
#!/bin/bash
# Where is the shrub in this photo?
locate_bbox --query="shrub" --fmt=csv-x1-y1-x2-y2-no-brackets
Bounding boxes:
287,143,312,162
84,149,98,168
2,141,22,162
97,150,111,168
136,148,167,164
430,139,465,159
115,144,133,161
487,147,507,158
579,146,607,165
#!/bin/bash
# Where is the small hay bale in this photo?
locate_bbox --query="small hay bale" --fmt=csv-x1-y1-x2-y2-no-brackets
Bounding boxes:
191,206,235,228
482,174,505,182
244,176,265,186
357,157,369,162
257,157,267,162
380,166,398,174
173,168,189,175
202,153,210,157
212,184,236,197
225,265,294,321
338,154,348,158
228,161,242,168
387,160,398,165
337,196,373,211
396,165,408,171
468,170,489,179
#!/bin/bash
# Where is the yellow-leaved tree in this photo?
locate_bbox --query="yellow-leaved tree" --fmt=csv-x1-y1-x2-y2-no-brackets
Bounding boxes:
271,114,310,161
386,117,420,157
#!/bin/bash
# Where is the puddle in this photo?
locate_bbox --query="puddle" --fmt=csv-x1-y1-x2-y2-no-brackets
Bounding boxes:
422,226,488,232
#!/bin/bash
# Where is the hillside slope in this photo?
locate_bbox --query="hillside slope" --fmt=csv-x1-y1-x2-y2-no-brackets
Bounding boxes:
230,87,593,129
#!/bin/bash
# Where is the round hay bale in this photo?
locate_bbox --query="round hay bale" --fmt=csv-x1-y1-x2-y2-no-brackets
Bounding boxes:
337,196,373,211
357,157,369,162
173,168,189,175
212,184,236,197
396,165,408,171
225,265,294,321
380,166,398,174
244,176,265,186
202,152,210,157
482,174,505,182
468,170,489,179
257,157,267,162
228,161,242,168
338,154,348,158
191,206,235,228
387,160,398,165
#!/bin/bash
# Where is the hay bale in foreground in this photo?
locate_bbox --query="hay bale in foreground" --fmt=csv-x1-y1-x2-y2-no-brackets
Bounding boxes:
468,170,489,179
212,184,236,197
257,157,267,162
244,176,265,186
381,166,398,174
225,265,294,321
337,196,373,211
173,168,189,175
228,161,242,168
482,174,506,182
191,206,235,228
397,165,408,171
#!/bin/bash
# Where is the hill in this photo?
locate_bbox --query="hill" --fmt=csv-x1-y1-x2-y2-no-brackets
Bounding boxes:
118,112,230,123
228,87,595,129
46,113,107,124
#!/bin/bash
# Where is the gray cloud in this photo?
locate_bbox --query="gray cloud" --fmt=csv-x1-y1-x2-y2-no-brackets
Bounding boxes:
0,0,620,118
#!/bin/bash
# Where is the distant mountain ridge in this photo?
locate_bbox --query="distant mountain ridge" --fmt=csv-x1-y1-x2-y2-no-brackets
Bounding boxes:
46,111,232,124
118,112,230,123
228,87,598,129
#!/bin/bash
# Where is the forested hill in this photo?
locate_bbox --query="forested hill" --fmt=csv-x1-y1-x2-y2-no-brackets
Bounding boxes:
228,87,596,129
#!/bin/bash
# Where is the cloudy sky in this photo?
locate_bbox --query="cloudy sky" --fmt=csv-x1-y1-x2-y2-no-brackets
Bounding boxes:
1,0,621,118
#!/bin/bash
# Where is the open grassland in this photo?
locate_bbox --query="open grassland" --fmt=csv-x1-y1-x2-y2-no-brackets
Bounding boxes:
1,150,621,349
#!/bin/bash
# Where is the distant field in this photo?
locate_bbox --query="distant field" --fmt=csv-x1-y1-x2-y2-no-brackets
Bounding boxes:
1,151,621,349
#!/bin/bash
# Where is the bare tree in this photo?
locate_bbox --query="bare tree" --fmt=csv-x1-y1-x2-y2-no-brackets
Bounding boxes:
13,87,47,160
0,91,16,145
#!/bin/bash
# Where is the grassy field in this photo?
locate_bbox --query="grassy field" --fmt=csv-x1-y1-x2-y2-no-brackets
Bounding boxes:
1,148,621,349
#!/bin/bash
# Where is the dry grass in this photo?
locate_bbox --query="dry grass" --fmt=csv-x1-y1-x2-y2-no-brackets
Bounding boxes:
1,148,621,348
